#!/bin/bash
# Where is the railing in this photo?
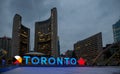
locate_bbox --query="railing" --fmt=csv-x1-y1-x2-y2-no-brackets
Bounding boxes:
92,44,114,65
103,49,120,65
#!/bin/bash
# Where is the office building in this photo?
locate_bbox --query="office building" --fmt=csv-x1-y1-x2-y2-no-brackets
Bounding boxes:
34,8,59,57
74,32,103,65
0,36,11,58
11,14,30,57
113,20,120,43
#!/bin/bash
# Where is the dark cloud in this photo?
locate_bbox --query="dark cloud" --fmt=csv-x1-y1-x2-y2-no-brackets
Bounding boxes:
0,0,120,54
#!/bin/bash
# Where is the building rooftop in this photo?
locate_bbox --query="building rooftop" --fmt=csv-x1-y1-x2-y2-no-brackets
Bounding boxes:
25,52,45,55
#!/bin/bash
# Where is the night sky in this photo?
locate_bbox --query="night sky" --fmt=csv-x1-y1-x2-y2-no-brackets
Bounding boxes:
0,0,120,54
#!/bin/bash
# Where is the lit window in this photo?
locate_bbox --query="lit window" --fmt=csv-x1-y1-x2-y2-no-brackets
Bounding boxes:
85,44,88,46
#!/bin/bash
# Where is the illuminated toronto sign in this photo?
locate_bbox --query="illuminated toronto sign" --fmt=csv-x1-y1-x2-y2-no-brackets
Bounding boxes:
23,56,77,65
13,55,86,66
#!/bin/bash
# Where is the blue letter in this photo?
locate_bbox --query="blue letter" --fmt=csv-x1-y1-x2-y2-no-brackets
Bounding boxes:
64,58,69,65
41,57,47,65
48,57,56,65
23,56,30,64
57,57,63,65
31,57,39,64
70,58,77,65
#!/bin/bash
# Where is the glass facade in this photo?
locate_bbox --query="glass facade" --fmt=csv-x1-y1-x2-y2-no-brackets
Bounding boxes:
113,20,120,43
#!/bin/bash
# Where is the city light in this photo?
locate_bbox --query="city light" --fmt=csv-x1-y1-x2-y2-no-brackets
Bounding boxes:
77,57,86,66
13,55,22,64
23,56,77,65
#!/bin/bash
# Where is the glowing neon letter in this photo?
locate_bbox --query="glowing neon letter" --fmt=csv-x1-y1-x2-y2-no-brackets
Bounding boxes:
57,57,63,65
70,58,77,65
64,58,69,65
23,56,30,64
31,57,39,64
41,57,47,65
48,57,55,65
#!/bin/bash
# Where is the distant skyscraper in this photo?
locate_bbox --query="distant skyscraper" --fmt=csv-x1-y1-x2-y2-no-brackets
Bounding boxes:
0,36,11,58
34,8,59,57
113,20,120,43
11,14,30,57
74,32,103,65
